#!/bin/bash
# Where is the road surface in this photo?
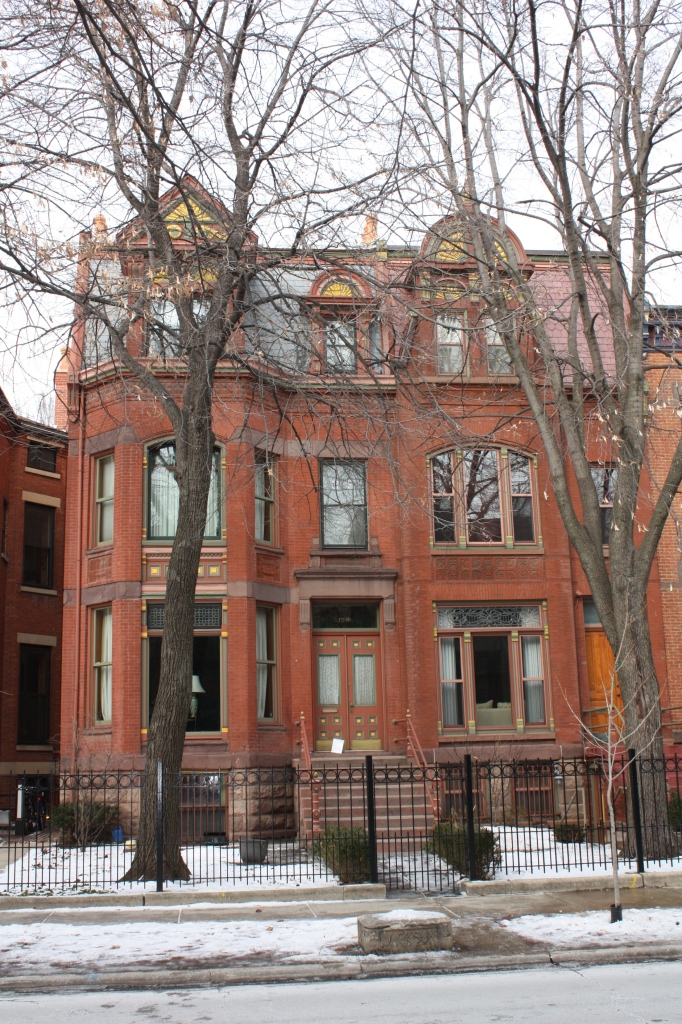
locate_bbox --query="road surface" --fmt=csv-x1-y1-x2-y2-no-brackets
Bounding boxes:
0,962,678,1023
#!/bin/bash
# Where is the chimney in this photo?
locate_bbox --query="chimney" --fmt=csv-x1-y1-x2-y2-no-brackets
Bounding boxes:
361,214,378,248
93,214,108,239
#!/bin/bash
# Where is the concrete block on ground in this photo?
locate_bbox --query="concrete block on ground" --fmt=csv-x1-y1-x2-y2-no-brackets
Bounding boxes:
357,908,452,954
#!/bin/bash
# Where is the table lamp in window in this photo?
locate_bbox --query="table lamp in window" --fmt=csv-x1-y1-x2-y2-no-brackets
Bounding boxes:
190,674,205,720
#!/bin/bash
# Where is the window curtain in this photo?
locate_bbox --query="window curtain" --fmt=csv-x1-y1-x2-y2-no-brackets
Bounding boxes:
149,446,219,539
97,608,112,723
522,636,545,724
256,608,268,718
317,655,340,705
441,683,462,727
352,655,376,705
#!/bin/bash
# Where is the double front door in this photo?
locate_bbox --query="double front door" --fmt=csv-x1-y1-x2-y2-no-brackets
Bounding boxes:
314,633,383,750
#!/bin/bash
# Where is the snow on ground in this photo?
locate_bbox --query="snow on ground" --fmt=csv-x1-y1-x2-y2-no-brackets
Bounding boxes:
0,844,340,895
0,917,362,973
501,908,682,947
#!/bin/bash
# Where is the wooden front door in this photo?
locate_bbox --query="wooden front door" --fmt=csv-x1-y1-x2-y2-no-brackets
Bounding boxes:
585,629,622,733
314,633,383,750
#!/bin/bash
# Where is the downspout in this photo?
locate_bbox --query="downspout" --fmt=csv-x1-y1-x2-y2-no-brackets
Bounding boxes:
73,386,86,757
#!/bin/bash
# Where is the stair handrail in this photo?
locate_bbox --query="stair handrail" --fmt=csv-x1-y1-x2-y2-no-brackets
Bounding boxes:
398,710,440,821
296,711,313,772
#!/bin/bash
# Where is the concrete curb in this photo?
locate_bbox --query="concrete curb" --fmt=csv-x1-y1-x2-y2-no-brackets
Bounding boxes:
1,944,681,993
460,872,682,896
0,883,386,912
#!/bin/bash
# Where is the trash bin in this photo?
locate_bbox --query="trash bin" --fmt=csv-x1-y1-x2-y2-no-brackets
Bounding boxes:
111,826,124,843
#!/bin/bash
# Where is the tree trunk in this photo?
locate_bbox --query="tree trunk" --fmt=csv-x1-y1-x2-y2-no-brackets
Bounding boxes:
123,388,215,882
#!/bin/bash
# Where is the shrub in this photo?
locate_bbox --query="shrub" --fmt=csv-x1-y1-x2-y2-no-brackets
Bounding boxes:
49,799,120,847
425,820,501,880
553,822,587,844
669,791,682,831
313,826,371,884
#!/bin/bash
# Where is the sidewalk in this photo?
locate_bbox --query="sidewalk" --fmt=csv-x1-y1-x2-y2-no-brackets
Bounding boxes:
1,883,682,992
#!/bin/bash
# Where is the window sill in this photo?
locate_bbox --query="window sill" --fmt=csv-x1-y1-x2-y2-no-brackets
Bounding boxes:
25,466,61,480
86,545,113,556
254,543,284,555
16,744,53,751
439,731,555,742
82,727,112,735
21,586,58,596
320,546,370,554
142,539,226,548
257,723,287,731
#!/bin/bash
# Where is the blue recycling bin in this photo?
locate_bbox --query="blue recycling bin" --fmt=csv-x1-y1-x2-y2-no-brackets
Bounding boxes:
111,826,124,843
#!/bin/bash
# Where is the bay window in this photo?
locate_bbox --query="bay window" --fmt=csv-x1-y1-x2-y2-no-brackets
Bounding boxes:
437,605,548,732
95,453,114,545
147,603,222,733
256,606,277,721
432,448,537,547
93,606,112,724
147,442,220,540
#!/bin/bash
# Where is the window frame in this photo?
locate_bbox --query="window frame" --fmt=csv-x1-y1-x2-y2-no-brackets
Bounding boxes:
22,502,55,589
485,320,514,376
18,643,51,745
146,440,222,542
430,448,538,549
319,459,368,549
256,605,279,723
324,318,358,373
145,601,225,734
254,450,276,545
435,312,467,376
92,605,113,725
94,452,115,547
590,465,617,546
436,604,549,734
26,440,58,474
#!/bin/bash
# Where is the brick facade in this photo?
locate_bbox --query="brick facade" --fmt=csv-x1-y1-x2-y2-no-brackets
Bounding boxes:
53,196,676,770
0,391,66,772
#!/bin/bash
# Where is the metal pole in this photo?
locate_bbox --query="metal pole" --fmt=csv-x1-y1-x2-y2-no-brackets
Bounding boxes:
627,749,645,874
156,760,164,892
365,755,379,885
464,754,477,882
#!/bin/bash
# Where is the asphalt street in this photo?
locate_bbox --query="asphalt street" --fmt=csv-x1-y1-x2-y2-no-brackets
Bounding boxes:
0,962,679,1024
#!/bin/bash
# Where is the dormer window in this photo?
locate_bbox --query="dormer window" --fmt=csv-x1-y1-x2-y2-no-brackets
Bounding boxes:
436,314,466,374
325,320,357,372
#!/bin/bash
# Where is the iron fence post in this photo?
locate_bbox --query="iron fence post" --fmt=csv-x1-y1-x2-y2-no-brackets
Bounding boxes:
627,748,645,874
156,760,164,892
464,754,477,881
365,755,379,884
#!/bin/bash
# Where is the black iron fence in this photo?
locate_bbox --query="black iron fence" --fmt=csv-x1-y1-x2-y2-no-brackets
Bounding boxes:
1,754,681,896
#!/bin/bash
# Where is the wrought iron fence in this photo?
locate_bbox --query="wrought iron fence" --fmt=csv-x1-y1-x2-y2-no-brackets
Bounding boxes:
0,754,680,896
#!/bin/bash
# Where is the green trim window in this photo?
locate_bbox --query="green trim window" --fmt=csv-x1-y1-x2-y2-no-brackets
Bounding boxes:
95,453,114,545
256,606,278,721
147,442,221,540
93,606,112,724
432,449,537,547
436,314,466,375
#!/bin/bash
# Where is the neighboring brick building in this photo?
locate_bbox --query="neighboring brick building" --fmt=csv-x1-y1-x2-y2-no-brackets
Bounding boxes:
0,389,67,774
53,184,675,771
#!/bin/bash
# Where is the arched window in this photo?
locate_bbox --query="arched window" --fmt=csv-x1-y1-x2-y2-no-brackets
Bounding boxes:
432,448,536,547
147,442,221,540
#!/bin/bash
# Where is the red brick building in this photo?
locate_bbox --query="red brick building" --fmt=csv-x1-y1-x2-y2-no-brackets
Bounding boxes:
0,389,67,775
54,187,675,771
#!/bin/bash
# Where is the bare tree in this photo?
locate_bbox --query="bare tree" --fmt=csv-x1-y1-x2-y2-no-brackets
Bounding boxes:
364,0,682,843
0,0,390,878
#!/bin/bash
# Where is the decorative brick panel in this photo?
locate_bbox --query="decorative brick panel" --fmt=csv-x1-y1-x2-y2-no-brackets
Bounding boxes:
433,555,544,582
256,552,281,583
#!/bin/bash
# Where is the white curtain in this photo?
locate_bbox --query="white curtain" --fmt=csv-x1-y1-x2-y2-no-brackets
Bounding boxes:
353,655,376,705
256,608,268,718
440,637,462,727
317,655,340,705
204,455,220,538
96,608,112,723
150,449,179,538
440,637,459,679
522,636,545,724
255,462,266,540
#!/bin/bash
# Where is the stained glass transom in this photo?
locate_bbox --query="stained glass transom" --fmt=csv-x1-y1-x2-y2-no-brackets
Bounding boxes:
437,606,541,629
147,603,222,630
